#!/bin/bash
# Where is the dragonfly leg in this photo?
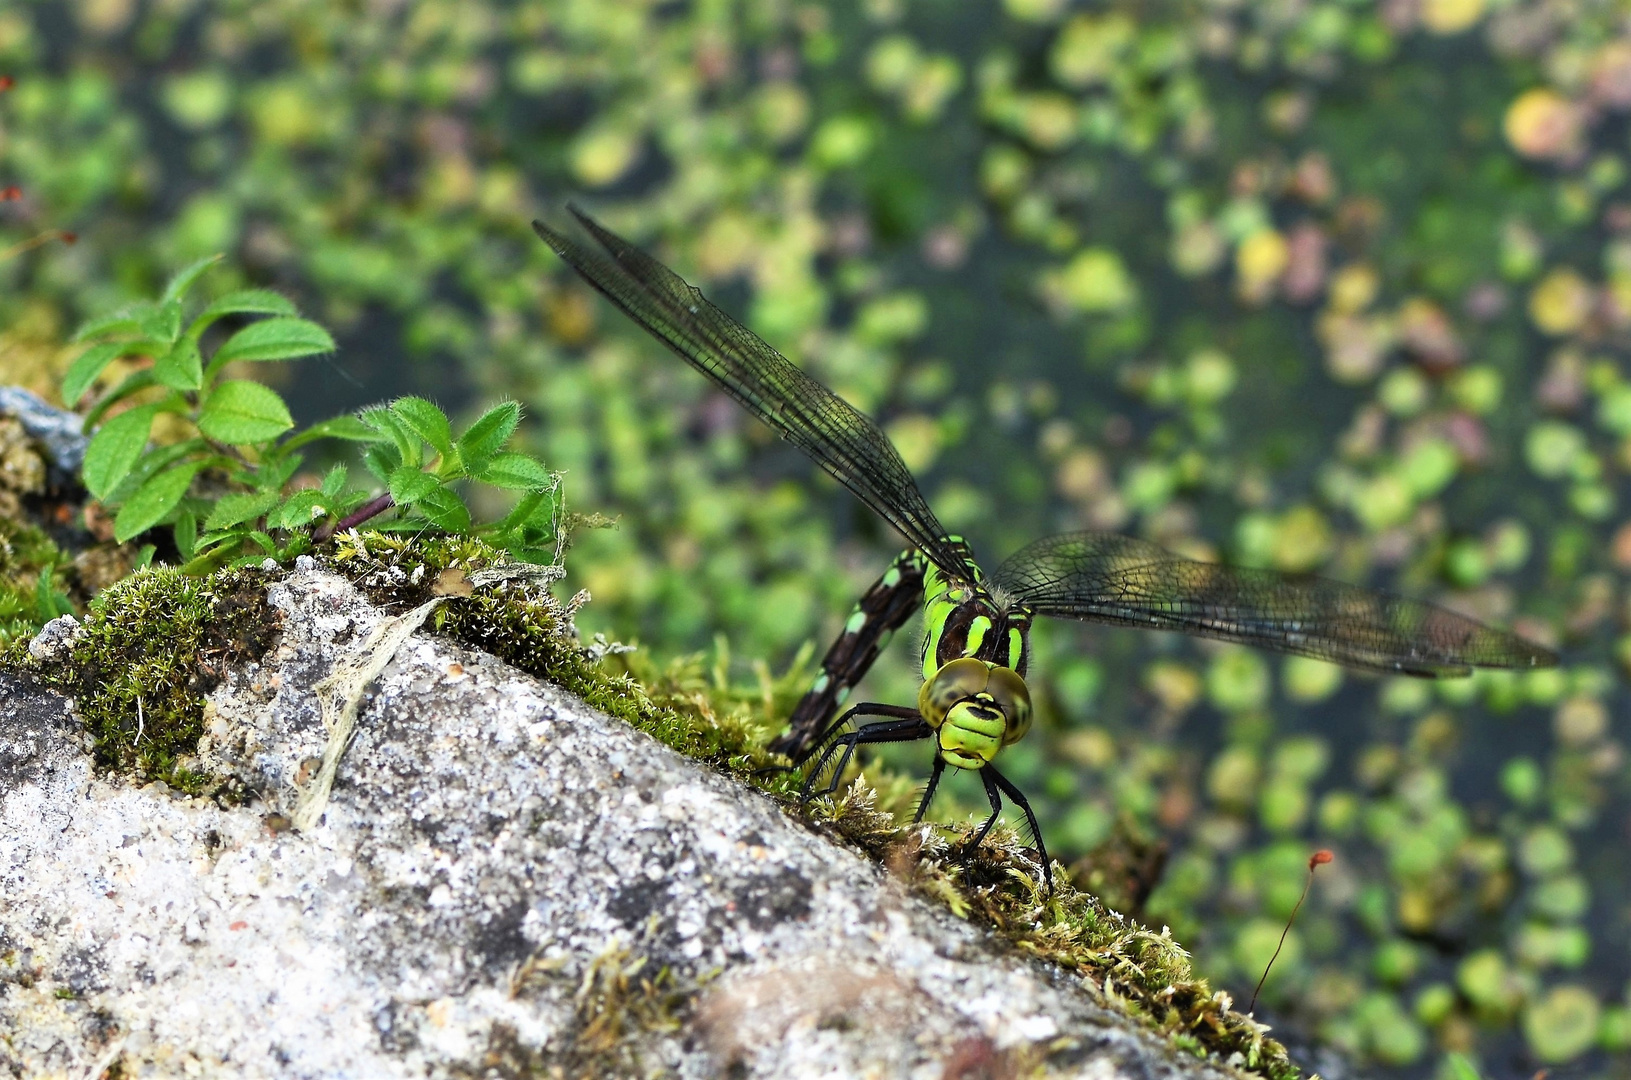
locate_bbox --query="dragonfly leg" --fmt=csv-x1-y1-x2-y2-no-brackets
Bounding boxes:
986,764,1054,896
799,707,929,801
963,768,1007,856
913,755,946,823
773,550,927,763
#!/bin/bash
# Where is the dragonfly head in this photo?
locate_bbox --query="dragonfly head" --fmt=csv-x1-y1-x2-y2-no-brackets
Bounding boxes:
917,656,1032,770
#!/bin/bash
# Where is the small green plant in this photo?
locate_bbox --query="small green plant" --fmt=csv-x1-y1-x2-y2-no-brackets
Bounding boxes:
65,255,563,568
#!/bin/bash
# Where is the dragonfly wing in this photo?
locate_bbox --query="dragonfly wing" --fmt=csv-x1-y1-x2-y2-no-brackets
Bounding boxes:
990,532,1557,676
534,208,970,579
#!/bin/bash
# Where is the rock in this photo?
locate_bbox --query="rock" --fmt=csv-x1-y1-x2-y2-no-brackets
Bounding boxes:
25,614,83,663
0,386,87,484
0,569,1248,1079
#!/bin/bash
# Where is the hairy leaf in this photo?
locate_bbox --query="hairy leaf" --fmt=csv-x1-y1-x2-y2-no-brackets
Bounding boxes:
387,465,441,506
199,380,295,443
141,300,183,344
415,484,472,532
269,489,329,530
114,462,202,543
204,490,281,531
285,415,384,448
360,407,420,467
389,396,455,458
456,401,520,466
62,341,157,406
152,337,204,391
212,317,336,365
470,451,554,490
189,289,298,337
83,404,160,500
82,370,161,428
161,253,223,303
73,301,155,343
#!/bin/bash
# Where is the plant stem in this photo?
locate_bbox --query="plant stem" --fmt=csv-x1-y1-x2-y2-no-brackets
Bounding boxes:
314,493,394,542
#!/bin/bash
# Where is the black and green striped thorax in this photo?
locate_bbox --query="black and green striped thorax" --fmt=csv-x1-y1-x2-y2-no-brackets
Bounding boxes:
919,538,1033,682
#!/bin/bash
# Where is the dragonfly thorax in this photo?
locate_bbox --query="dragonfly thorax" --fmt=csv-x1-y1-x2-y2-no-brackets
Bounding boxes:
917,656,1033,770
920,563,1033,683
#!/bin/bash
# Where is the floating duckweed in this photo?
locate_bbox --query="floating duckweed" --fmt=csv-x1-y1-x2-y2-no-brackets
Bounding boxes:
1282,655,1341,703
1206,649,1270,713
1356,991,1427,1065
1317,791,1360,835
1501,757,1544,806
1458,950,1522,1015
1051,247,1138,313
1515,922,1591,969
808,115,875,168
1352,472,1413,531
1530,875,1591,922
1378,368,1430,417
1206,746,1260,808
1271,505,1332,573
1447,366,1503,414
1517,826,1574,877
1413,982,1456,1027
1400,438,1458,497
1373,939,1423,986
1259,784,1309,833
1528,268,1596,335
1420,0,1486,35
1524,985,1601,1063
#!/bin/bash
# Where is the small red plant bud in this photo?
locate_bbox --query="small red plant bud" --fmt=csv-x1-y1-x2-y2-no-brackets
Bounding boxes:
0,186,21,201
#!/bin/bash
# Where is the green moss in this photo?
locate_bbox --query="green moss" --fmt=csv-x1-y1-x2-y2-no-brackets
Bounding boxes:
0,516,73,647
1,564,279,794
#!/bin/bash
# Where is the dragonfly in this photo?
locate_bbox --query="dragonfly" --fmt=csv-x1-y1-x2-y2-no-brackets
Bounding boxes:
533,207,1558,892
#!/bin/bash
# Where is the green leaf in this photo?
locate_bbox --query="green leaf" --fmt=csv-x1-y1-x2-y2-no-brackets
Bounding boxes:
415,484,471,532
255,451,302,492
321,463,348,497
360,407,420,467
199,380,295,444
497,489,551,531
456,401,520,467
73,301,156,343
204,490,280,531
283,415,384,449
83,404,160,500
387,466,441,506
389,396,455,458
101,439,208,505
172,510,198,561
212,317,335,365
82,370,160,428
470,452,554,490
161,254,223,303
269,489,329,530
152,338,204,391
33,568,73,622
141,300,183,344
114,462,202,543
361,445,398,483
189,289,299,337
62,341,157,406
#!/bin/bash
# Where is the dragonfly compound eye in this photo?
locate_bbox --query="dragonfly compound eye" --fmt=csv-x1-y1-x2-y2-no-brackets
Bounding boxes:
917,656,992,727
984,665,1033,746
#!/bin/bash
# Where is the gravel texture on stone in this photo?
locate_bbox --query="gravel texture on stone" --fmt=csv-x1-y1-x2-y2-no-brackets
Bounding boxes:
0,569,1237,1079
